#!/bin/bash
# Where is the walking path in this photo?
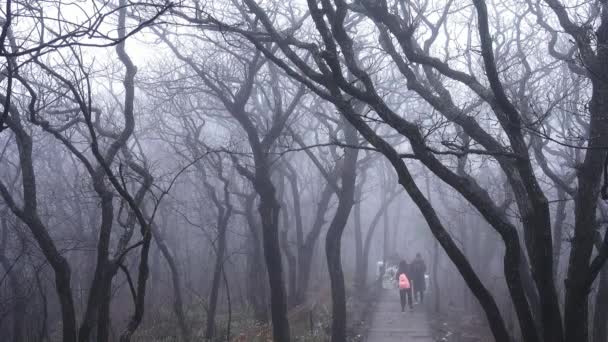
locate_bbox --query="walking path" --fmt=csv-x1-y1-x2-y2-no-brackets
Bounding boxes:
365,288,433,342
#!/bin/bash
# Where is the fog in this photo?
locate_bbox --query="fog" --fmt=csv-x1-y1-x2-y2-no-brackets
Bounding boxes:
0,0,607,341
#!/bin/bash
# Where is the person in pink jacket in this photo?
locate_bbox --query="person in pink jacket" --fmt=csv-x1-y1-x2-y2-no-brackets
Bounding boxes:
395,260,413,312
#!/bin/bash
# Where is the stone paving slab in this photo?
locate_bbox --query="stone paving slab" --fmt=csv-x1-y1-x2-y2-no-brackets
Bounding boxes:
365,289,433,342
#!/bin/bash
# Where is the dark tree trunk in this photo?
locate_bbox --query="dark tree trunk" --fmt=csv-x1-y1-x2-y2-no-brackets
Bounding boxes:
564,82,608,342
283,163,305,305
222,267,232,342
54,253,78,342
149,234,162,307
593,261,608,342
432,241,440,313
296,184,333,305
152,223,190,342
281,229,298,307
244,195,269,323
256,180,291,342
248,241,269,322
203,170,232,341
553,188,567,277
0,256,25,342
326,119,359,342
0,217,25,342
278,178,298,307
296,246,315,304
423,173,440,313
205,219,227,340
461,220,470,310
353,191,365,291
237,155,289,338
96,276,113,342
382,191,389,263
78,191,114,342
518,247,543,336
35,271,50,342
118,231,153,342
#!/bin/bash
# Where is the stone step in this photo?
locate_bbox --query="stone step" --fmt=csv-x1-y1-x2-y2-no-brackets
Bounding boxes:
365,290,434,342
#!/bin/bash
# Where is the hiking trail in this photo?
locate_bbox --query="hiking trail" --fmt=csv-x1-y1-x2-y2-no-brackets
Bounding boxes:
365,289,434,342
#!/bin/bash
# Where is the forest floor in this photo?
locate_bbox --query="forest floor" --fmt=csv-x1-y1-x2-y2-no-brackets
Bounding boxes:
427,305,493,342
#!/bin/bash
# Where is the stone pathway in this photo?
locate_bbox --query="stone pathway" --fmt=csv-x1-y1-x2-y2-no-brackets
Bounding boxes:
365,289,434,342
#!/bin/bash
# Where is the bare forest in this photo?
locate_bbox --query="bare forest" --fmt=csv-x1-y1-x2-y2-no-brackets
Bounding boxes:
0,0,607,341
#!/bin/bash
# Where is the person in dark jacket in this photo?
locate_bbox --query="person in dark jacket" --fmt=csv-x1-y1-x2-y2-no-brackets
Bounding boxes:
396,260,413,311
411,253,427,304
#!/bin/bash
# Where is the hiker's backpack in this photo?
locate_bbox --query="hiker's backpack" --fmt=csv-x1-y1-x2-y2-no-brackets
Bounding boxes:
398,273,410,289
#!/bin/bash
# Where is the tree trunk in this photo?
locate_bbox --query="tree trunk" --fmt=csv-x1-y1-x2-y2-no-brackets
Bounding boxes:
149,235,162,307
152,223,190,342
0,216,25,342
35,270,50,342
248,241,269,322
296,242,318,304
432,241,440,313
423,173,440,313
257,183,291,342
326,213,352,342
205,222,227,340
281,229,298,307
222,267,232,342
55,256,78,342
0,254,25,342
244,195,269,323
564,82,608,342
518,247,543,336
553,188,567,278
326,119,359,342
353,186,365,291
118,229,153,342
382,192,389,263
79,190,114,342
283,163,305,305
593,261,608,342
96,276,113,342
296,184,334,305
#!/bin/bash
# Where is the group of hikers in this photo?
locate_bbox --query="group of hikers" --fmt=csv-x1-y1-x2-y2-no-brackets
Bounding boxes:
394,253,427,312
